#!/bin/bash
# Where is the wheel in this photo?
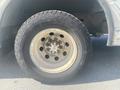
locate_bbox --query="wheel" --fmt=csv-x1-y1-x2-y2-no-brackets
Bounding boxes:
14,10,91,84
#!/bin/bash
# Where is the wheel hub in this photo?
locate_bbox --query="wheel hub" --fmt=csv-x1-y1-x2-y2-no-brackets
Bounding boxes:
44,36,63,55
49,43,59,54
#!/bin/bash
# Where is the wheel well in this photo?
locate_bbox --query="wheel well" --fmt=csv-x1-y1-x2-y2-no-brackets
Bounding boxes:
0,0,108,53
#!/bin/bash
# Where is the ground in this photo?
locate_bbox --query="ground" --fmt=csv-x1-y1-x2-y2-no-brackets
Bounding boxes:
0,35,120,90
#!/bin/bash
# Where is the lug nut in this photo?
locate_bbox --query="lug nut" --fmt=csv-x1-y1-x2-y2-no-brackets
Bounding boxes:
63,51,67,56
45,55,49,59
58,40,62,44
59,45,63,49
48,38,53,42
54,37,58,41
46,48,50,51
46,43,50,46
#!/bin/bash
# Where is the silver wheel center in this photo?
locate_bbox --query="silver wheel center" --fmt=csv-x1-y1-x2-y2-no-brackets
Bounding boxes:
30,28,78,73
49,43,59,54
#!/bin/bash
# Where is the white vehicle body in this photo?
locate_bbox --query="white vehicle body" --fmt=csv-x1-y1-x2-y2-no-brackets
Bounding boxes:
99,0,120,46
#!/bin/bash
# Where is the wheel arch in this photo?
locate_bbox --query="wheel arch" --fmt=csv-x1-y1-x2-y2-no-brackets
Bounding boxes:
98,0,114,46
0,0,116,54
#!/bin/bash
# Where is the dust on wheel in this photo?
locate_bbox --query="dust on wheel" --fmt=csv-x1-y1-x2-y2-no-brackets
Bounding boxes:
30,28,77,73
14,10,91,84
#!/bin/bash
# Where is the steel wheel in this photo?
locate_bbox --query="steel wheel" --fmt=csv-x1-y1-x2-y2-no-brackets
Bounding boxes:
30,28,78,73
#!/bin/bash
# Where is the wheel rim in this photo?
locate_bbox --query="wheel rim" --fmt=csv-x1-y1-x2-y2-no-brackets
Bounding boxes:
30,28,78,73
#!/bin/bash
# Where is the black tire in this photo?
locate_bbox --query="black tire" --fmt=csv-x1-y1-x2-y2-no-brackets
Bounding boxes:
14,10,91,84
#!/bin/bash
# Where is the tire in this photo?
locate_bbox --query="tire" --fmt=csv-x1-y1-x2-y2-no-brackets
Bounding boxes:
14,10,91,84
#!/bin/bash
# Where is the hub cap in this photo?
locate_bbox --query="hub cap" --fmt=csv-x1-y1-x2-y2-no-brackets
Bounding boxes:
30,28,78,73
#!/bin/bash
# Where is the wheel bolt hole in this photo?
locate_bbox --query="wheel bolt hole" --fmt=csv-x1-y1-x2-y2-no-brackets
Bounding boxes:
45,55,49,59
55,57,59,61
65,42,69,47
63,51,67,56
41,37,45,42
49,32,54,36
39,47,44,51
60,34,64,38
